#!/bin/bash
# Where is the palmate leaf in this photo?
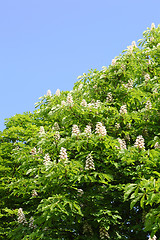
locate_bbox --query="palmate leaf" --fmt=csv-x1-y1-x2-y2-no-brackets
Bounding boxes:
124,184,137,201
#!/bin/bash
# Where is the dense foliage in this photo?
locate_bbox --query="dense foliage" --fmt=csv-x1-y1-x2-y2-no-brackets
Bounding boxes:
0,23,160,240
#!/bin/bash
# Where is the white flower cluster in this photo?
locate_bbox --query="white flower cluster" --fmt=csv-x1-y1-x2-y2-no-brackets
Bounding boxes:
67,93,73,104
121,64,126,70
43,153,51,165
72,124,80,136
134,135,145,149
151,23,155,30
106,92,113,102
77,189,84,197
47,89,51,97
115,123,120,129
83,222,93,235
59,147,68,160
17,208,27,224
144,73,150,82
99,227,110,239
93,84,97,89
30,147,37,155
81,99,87,107
32,189,38,197
85,153,95,170
29,217,37,229
52,122,60,131
61,100,66,106
154,142,160,149
145,101,152,110
78,84,83,90
111,58,117,66
118,138,127,150
123,79,133,89
55,89,60,96
95,122,107,136
120,105,127,115
127,45,133,54
38,147,43,154
127,123,131,129
39,126,45,136
84,125,92,135
125,134,130,142
54,131,60,141
148,235,157,240
94,100,101,109
132,41,137,48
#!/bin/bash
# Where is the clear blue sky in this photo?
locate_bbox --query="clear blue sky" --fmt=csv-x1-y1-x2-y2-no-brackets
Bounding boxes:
0,0,160,131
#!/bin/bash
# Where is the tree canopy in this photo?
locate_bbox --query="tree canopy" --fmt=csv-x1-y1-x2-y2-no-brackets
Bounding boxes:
0,23,160,240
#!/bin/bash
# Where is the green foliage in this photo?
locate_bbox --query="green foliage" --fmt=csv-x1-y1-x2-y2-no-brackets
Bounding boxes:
1,23,160,239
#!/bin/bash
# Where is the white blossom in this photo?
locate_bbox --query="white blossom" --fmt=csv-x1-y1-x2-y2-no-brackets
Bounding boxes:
84,125,92,135
67,93,73,104
83,222,93,235
55,89,60,96
78,84,83,90
43,153,51,165
153,88,158,93
17,208,27,224
32,189,38,197
151,23,155,30
123,79,133,89
88,103,94,108
148,235,157,240
154,142,160,149
47,89,51,97
125,134,130,142
54,131,60,141
111,58,117,66
150,37,154,41
115,123,120,129
120,105,127,115
38,148,43,154
30,147,37,155
147,59,151,65
94,100,101,109
134,135,145,149
144,73,150,82
117,138,127,150
106,92,113,102
145,101,152,110
121,64,126,70
52,122,60,131
39,126,45,136
77,189,84,196
61,100,66,106
157,43,160,48
85,153,95,170
99,226,110,239
100,74,106,79
95,122,107,136
29,217,37,229
59,147,68,160
132,41,137,48
81,99,87,107
72,124,80,136
127,45,133,54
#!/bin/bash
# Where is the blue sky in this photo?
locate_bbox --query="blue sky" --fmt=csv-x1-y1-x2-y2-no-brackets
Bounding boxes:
0,0,160,131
